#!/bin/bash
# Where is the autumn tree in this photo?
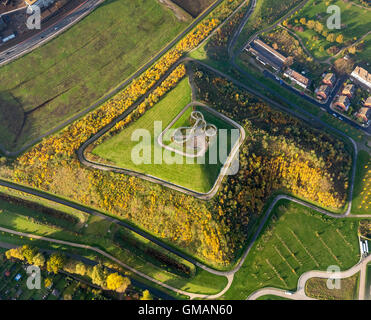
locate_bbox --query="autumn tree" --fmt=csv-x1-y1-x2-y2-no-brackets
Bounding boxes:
106,273,131,293
46,253,66,274
140,290,153,300
32,252,45,267
336,34,344,44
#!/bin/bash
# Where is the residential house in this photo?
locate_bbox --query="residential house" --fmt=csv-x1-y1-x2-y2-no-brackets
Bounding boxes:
350,66,371,91
316,84,331,100
322,73,336,87
364,96,371,107
356,107,371,123
334,95,350,112
341,84,355,98
247,39,289,71
283,68,310,89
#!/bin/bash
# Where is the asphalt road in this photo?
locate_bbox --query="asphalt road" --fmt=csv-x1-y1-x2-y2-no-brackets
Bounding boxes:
0,0,103,66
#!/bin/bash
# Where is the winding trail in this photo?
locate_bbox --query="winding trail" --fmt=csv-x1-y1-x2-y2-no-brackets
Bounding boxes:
248,254,371,300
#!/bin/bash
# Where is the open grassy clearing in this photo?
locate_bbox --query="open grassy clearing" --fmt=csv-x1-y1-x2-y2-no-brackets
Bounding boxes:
0,193,228,295
352,150,371,215
0,0,187,151
305,273,360,300
221,200,361,300
287,0,371,61
91,78,238,193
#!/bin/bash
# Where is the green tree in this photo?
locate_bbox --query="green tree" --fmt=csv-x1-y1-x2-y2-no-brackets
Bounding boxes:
32,252,45,267
91,264,107,288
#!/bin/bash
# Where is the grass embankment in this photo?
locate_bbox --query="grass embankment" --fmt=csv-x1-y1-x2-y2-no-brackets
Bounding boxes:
352,150,370,215
0,193,228,295
305,273,360,300
92,78,237,193
0,0,188,151
221,200,361,299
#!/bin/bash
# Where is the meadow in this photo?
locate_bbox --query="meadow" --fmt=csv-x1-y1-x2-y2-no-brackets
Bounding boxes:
305,273,359,300
91,78,238,193
0,0,187,151
287,0,371,60
221,200,361,299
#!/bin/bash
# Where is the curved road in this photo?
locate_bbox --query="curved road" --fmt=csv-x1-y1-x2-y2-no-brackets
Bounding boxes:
248,254,371,300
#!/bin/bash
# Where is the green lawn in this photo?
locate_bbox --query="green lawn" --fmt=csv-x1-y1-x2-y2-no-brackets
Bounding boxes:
305,273,359,300
221,200,361,299
92,78,238,193
0,0,187,151
352,150,370,215
288,0,371,61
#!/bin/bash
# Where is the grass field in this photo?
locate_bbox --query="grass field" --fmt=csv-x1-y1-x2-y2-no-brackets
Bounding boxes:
221,200,361,299
305,273,359,300
92,78,238,193
288,0,371,61
352,150,371,215
0,0,187,151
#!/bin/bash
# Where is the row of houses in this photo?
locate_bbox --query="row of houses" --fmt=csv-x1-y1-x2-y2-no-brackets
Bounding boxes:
316,73,336,101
